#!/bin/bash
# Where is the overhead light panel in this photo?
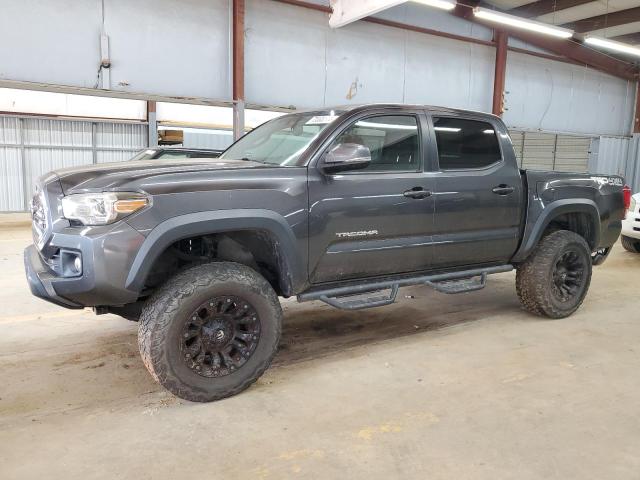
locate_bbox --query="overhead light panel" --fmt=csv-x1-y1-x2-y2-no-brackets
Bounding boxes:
473,7,574,39
584,36,640,58
329,0,455,28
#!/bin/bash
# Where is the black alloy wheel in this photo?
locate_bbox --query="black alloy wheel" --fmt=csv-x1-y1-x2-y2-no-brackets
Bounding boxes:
551,250,587,303
516,230,592,319
181,295,261,377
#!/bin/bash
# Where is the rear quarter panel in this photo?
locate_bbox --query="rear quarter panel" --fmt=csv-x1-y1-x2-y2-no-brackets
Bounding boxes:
512,171,625,262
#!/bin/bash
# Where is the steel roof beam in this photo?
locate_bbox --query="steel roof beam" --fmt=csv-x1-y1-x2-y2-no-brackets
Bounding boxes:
562,6,640,33
509,0,594,19
610,32,640,45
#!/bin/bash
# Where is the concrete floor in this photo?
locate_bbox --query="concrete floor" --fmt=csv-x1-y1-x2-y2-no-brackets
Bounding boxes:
1,224,640,480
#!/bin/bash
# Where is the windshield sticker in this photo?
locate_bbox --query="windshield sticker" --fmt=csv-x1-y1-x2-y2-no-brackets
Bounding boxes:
307,115,338,125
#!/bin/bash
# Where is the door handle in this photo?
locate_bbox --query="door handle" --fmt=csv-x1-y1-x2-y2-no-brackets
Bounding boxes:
492,184,514,195
403,187,432,199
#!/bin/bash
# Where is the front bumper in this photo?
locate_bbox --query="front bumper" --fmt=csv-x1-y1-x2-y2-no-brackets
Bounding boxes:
24,245,84,308
24,222,146,308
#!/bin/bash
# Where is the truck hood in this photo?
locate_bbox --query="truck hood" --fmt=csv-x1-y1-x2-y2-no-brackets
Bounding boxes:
53,158,269,194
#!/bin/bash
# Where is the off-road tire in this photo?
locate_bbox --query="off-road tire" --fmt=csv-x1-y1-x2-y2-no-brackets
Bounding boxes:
138,262,282,402
621,235,640,253
516,230,592,319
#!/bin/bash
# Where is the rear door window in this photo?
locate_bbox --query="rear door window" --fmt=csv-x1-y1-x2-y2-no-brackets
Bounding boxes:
433,117,502,170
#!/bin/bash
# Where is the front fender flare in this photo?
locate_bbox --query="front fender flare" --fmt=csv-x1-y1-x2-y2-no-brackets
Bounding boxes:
125,209,306,296
511,199,600,263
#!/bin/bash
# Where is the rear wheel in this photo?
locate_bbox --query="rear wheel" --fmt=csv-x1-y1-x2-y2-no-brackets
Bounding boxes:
516,230,592,319
138,262,282,402
621,235,640,253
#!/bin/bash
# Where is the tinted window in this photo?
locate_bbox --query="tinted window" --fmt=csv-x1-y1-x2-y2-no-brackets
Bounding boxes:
433,117,502,170
333,115,420,172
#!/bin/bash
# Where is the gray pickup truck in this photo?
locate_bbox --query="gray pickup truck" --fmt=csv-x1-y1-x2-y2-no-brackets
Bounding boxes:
24,104,628,402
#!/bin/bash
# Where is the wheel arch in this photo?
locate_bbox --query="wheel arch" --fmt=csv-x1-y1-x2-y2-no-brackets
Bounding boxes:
125,209,306,297
512,199,601,263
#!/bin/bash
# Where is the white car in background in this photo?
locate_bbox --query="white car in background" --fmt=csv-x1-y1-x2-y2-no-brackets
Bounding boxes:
622,192,640,253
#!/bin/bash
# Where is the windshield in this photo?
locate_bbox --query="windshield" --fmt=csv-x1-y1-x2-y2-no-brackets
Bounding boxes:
220,112,342,166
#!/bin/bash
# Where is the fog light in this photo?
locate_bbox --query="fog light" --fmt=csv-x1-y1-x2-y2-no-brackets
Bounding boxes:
74,256,82,273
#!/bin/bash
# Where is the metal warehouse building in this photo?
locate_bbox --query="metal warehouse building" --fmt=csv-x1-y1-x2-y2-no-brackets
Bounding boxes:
1,0,640,213
4,1,640,478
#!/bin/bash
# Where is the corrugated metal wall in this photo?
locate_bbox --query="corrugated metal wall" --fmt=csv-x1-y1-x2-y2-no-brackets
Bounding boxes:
0,115,146,211
626,136,640,192
0,116,24,211
590,137,630,177
244,0,633,137
96,123,147,163
588,135,640,191
182,129,234,150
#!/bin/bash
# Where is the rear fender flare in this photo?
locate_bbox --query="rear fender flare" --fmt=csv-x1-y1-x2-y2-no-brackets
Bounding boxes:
511,199,600,263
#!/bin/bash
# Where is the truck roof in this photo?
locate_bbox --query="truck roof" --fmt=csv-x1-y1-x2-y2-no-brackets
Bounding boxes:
293,103,501,121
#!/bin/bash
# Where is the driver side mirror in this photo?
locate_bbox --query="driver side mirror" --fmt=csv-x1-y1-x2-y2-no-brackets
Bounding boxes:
321,143,371,174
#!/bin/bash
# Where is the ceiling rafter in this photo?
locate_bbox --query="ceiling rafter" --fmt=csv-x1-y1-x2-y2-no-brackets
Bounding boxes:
610,32,640,45
562,6,640,33
509,0,594,19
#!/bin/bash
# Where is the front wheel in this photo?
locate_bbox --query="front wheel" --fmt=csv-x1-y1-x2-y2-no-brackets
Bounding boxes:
516,230,592,319
138,262,282,402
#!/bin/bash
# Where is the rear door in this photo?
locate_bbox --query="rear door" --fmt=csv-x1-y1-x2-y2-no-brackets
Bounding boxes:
307,110,436,284
429,115,522,268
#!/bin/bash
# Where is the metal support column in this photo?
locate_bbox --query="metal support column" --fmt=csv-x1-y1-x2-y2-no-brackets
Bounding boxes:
634,81,640,134
232,0,245,140
233,100,245,141
492,29,508,117
147,100,158,147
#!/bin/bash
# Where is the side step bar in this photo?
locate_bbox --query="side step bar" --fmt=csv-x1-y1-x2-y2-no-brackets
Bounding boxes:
425,273,487,294
297,265,512,310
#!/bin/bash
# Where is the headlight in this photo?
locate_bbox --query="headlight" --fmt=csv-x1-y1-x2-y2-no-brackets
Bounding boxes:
630,197,637,213
61,192,149,226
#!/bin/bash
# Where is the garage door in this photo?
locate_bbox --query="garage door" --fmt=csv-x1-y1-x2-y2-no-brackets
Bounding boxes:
554,135,591,172
521,132,556,170
508,130,592,173
509,131,524,167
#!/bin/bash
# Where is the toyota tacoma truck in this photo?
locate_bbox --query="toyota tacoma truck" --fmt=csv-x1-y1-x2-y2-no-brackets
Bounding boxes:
24,104,629,402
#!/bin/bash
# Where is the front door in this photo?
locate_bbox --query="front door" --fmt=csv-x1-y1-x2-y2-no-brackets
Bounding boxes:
430,115,522,268
308,112,436,284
